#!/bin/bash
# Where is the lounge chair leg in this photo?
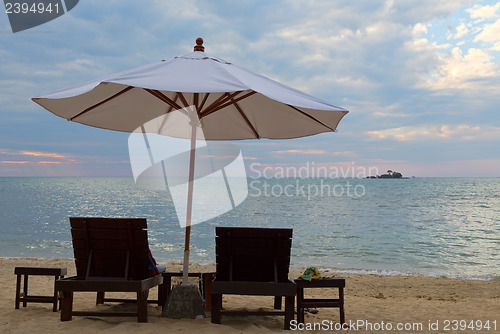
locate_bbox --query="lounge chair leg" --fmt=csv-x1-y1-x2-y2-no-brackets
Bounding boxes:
274,296,282,309
60,291,73,321
96,291,105,304
137,291,148,323
284,295,294,330
211,293,221,324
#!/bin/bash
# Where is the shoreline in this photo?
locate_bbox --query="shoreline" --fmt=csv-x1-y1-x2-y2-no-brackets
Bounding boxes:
1,256,497,282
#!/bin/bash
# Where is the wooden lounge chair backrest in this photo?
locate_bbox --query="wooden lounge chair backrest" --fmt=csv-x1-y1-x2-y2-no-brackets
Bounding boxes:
215,227,292,283
70,217,151,281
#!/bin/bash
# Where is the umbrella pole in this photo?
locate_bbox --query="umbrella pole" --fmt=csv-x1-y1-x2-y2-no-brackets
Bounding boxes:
182,111,198,285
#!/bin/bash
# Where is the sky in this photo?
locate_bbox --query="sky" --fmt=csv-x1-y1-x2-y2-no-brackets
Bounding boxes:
1,0,499,177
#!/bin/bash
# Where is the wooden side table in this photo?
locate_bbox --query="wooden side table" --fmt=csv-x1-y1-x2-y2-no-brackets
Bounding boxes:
294,277,345,324
15,267,67,312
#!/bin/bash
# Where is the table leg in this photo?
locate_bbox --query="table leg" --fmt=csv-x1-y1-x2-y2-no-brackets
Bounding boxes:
22,274,28,307
58,275,64,310
15,274,21,309
52,275,59,311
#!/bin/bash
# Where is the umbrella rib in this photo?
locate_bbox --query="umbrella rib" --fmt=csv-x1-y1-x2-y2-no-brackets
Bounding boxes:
201,91,256,118
69,86,134,121
232,99,260,139
287,105,335,132
158,95,179,134
201,93,229,115
144,89,183,111
198,93,210,112
199,91,243,117
176,92,190,108
193,93,199,111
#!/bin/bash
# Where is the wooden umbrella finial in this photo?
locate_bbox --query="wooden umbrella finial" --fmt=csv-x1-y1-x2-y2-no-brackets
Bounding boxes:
194,38,204,52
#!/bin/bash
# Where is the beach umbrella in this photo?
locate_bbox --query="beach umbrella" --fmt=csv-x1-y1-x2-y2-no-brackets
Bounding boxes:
32,38,349,284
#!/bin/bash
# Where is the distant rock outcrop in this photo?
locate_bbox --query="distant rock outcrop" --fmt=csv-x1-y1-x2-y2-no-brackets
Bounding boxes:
367,170,408,179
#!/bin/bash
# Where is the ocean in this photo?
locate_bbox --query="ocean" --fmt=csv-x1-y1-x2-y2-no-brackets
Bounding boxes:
0,177,498,280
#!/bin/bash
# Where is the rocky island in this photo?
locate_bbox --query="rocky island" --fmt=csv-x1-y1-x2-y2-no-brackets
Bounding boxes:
366,170,409,179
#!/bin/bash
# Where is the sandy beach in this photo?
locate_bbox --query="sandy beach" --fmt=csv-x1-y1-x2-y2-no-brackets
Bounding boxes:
0,258,498,334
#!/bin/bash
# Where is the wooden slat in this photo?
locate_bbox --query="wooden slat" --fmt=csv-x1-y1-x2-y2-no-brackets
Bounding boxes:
15,267,67,276
216,227,292,239
301,299,342,308
215,245,291,257
215,263,290,282
216,236,292,246
19,296,57,303
72,238,148,250
212,281,296,296
70,217,147,229
56,275,162,292
72,229,148,241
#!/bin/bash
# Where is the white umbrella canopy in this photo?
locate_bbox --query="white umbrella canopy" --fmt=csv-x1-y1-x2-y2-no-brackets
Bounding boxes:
33,39,348,140
32,38,349,284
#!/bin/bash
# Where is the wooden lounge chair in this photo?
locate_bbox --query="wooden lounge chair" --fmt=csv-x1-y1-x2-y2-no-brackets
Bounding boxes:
211,227,296,330
56,217,163,323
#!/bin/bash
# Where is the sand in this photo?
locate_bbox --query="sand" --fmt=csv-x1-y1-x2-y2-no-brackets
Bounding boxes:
0,258,498,333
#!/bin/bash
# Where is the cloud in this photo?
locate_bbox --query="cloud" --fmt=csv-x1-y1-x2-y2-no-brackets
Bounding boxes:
367,124,500,141
0,150,66,158
474,18,500,50
332,151,356,157
0,150,76,171
450,22,470,39
466,1,500,22
0,160,63,164
273,149,327,155
18,151,66,158
1,161,32,164
417,46,500,92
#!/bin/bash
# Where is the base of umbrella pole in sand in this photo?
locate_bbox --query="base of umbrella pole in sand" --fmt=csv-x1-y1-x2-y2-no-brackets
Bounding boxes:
162,283,206,319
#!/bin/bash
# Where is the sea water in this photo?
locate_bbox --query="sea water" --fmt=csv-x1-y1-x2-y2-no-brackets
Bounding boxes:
0,177,498,280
